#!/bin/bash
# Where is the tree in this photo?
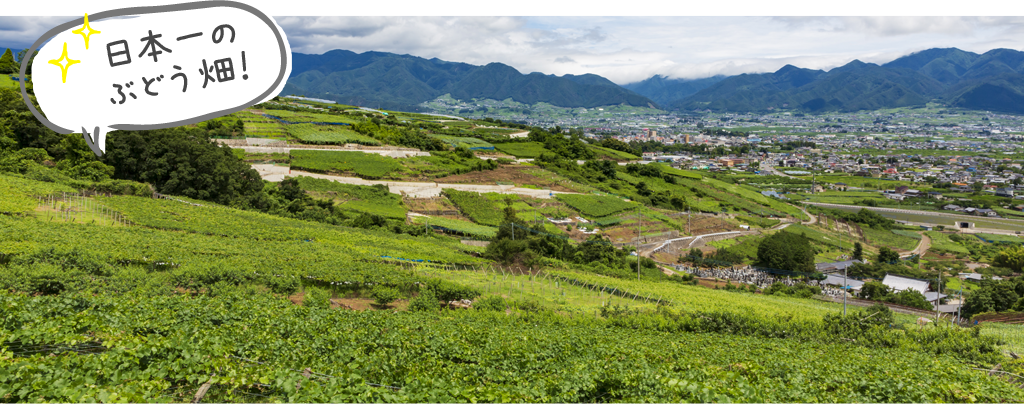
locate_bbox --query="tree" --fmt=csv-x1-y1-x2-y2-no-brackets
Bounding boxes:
858,281,891,300
852,242,864,261
993,246,1024,272
889,289,932,310
370,285,400,307
877,247,900,265
103,127,264,206
0,49,16,74
756,231,815,273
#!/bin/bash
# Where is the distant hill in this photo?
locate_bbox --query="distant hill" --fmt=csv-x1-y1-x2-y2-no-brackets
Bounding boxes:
664,47,1024,114
622,75,726,106
285,50,657,111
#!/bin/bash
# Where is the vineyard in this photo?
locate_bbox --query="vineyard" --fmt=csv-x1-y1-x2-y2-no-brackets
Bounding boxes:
555,194,636,218
926,231,972,255
494,142,548,158
442,189,504,226
411,215,498,238
288,124,382,146
296,176,407,219
5,290,1021,402
427,134,495,150
863,227,920,251
261,109,361,125
290,150,404,179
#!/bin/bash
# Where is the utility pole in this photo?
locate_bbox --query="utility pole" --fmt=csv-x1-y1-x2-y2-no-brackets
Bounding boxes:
844,263,848,316
935,271,941,321
956,272,963,323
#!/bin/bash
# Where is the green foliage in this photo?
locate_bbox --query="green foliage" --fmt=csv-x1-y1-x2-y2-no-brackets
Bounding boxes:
104,128,263,206
473,295,508,311
288,124,381,146
763,282,821,298
412,216,498,238
408,287,438,312
756,231,815,273
304,286,332,309
964,280,1021,318
993,246,1024,272
494,141,548,158
555,194,635,217
877,247,901,264
422,277,480,306
370,285,400,306
289,150,403,179
294,176,406,219
853,242,864,261
443,189,503,226
0,48,16,74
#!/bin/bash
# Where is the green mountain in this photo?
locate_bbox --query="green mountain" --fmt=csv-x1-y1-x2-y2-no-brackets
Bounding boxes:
621,75,726,106
285,50,656,111
669,47,1024,113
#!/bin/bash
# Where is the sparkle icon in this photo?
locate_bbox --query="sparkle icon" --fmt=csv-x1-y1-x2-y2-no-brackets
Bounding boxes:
72,13,101,49
48,42,80,83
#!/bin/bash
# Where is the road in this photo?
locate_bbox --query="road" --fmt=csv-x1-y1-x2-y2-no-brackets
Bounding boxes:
253,164,577,199
803,202,1024,233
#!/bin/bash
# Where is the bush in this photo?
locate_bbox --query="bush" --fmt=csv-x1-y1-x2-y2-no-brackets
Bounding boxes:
408,287,438,312
304,286,331,310
474,295,508,311
370,285,400,306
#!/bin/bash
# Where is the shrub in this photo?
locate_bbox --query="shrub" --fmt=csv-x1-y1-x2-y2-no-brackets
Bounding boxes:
474,295,508,311
370,285,401,306
304,286,331,310
408,287,438,312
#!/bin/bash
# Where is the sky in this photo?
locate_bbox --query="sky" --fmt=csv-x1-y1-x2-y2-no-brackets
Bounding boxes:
3,2,1024,85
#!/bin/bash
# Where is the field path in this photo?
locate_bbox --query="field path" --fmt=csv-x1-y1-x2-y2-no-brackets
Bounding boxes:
905,232,931,258
253,164,578,199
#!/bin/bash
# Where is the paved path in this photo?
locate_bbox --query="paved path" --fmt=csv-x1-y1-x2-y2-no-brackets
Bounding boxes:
910,232,931,257
253,164,577,199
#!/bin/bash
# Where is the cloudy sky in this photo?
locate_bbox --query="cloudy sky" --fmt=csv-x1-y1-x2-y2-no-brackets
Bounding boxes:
4,15,1024,84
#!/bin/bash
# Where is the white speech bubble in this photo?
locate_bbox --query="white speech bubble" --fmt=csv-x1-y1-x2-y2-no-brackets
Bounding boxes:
20,1,291,156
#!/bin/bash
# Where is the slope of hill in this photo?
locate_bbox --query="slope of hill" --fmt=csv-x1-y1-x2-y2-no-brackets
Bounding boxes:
285,50,657,111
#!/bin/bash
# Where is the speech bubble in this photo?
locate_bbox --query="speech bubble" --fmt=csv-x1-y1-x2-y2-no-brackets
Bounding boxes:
20,1,291,156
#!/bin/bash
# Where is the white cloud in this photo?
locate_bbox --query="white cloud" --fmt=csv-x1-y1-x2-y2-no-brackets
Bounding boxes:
5,16,1024,84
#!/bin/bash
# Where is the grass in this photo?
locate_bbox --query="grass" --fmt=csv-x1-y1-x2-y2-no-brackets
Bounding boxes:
587,145,638,161
862,227,920,251
925,231,971,255
1,75,24,89
494,142,548,158
0,174,77,213
974,233,1023,244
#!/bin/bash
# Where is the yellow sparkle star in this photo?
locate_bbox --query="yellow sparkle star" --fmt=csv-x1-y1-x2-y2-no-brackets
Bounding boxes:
71,13,101,49
48,42,80,84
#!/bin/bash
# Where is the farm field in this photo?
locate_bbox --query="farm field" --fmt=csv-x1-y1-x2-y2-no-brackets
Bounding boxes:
411,215,498,238
295,176,407,219
288,124,381,146
494,142,548,158
290,150,404,179
555,194,636,218
818,204,1024,232
925,231,972,255
862,227,920,251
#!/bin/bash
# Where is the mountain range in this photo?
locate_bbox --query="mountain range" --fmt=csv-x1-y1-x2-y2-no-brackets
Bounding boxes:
284,50,657,111
666,48,1024,114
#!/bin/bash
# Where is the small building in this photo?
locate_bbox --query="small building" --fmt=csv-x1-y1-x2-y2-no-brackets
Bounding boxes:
882,274,929,295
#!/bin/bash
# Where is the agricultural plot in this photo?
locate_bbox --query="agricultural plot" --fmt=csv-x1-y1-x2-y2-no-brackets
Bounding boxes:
659,165,702,179
288,124,381,146
295,176,406,219
494,142,548,158
555,194,636,218
862,227,920,251
428,134,495,150
0,174,76,213
442,189,503,226
974,233,1023,244
925,231,971,254
290,150,403,179
4,290,1020,403
233,110,288,138
261,109,360,124
411,215,498,238
587,145,638,161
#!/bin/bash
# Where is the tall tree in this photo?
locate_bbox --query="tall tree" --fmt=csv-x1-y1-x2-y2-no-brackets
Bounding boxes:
852,242,864,261
0,49,16,74
756,231,815,273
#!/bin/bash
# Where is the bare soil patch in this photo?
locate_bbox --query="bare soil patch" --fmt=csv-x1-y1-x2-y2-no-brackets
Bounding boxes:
436,166,575,192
